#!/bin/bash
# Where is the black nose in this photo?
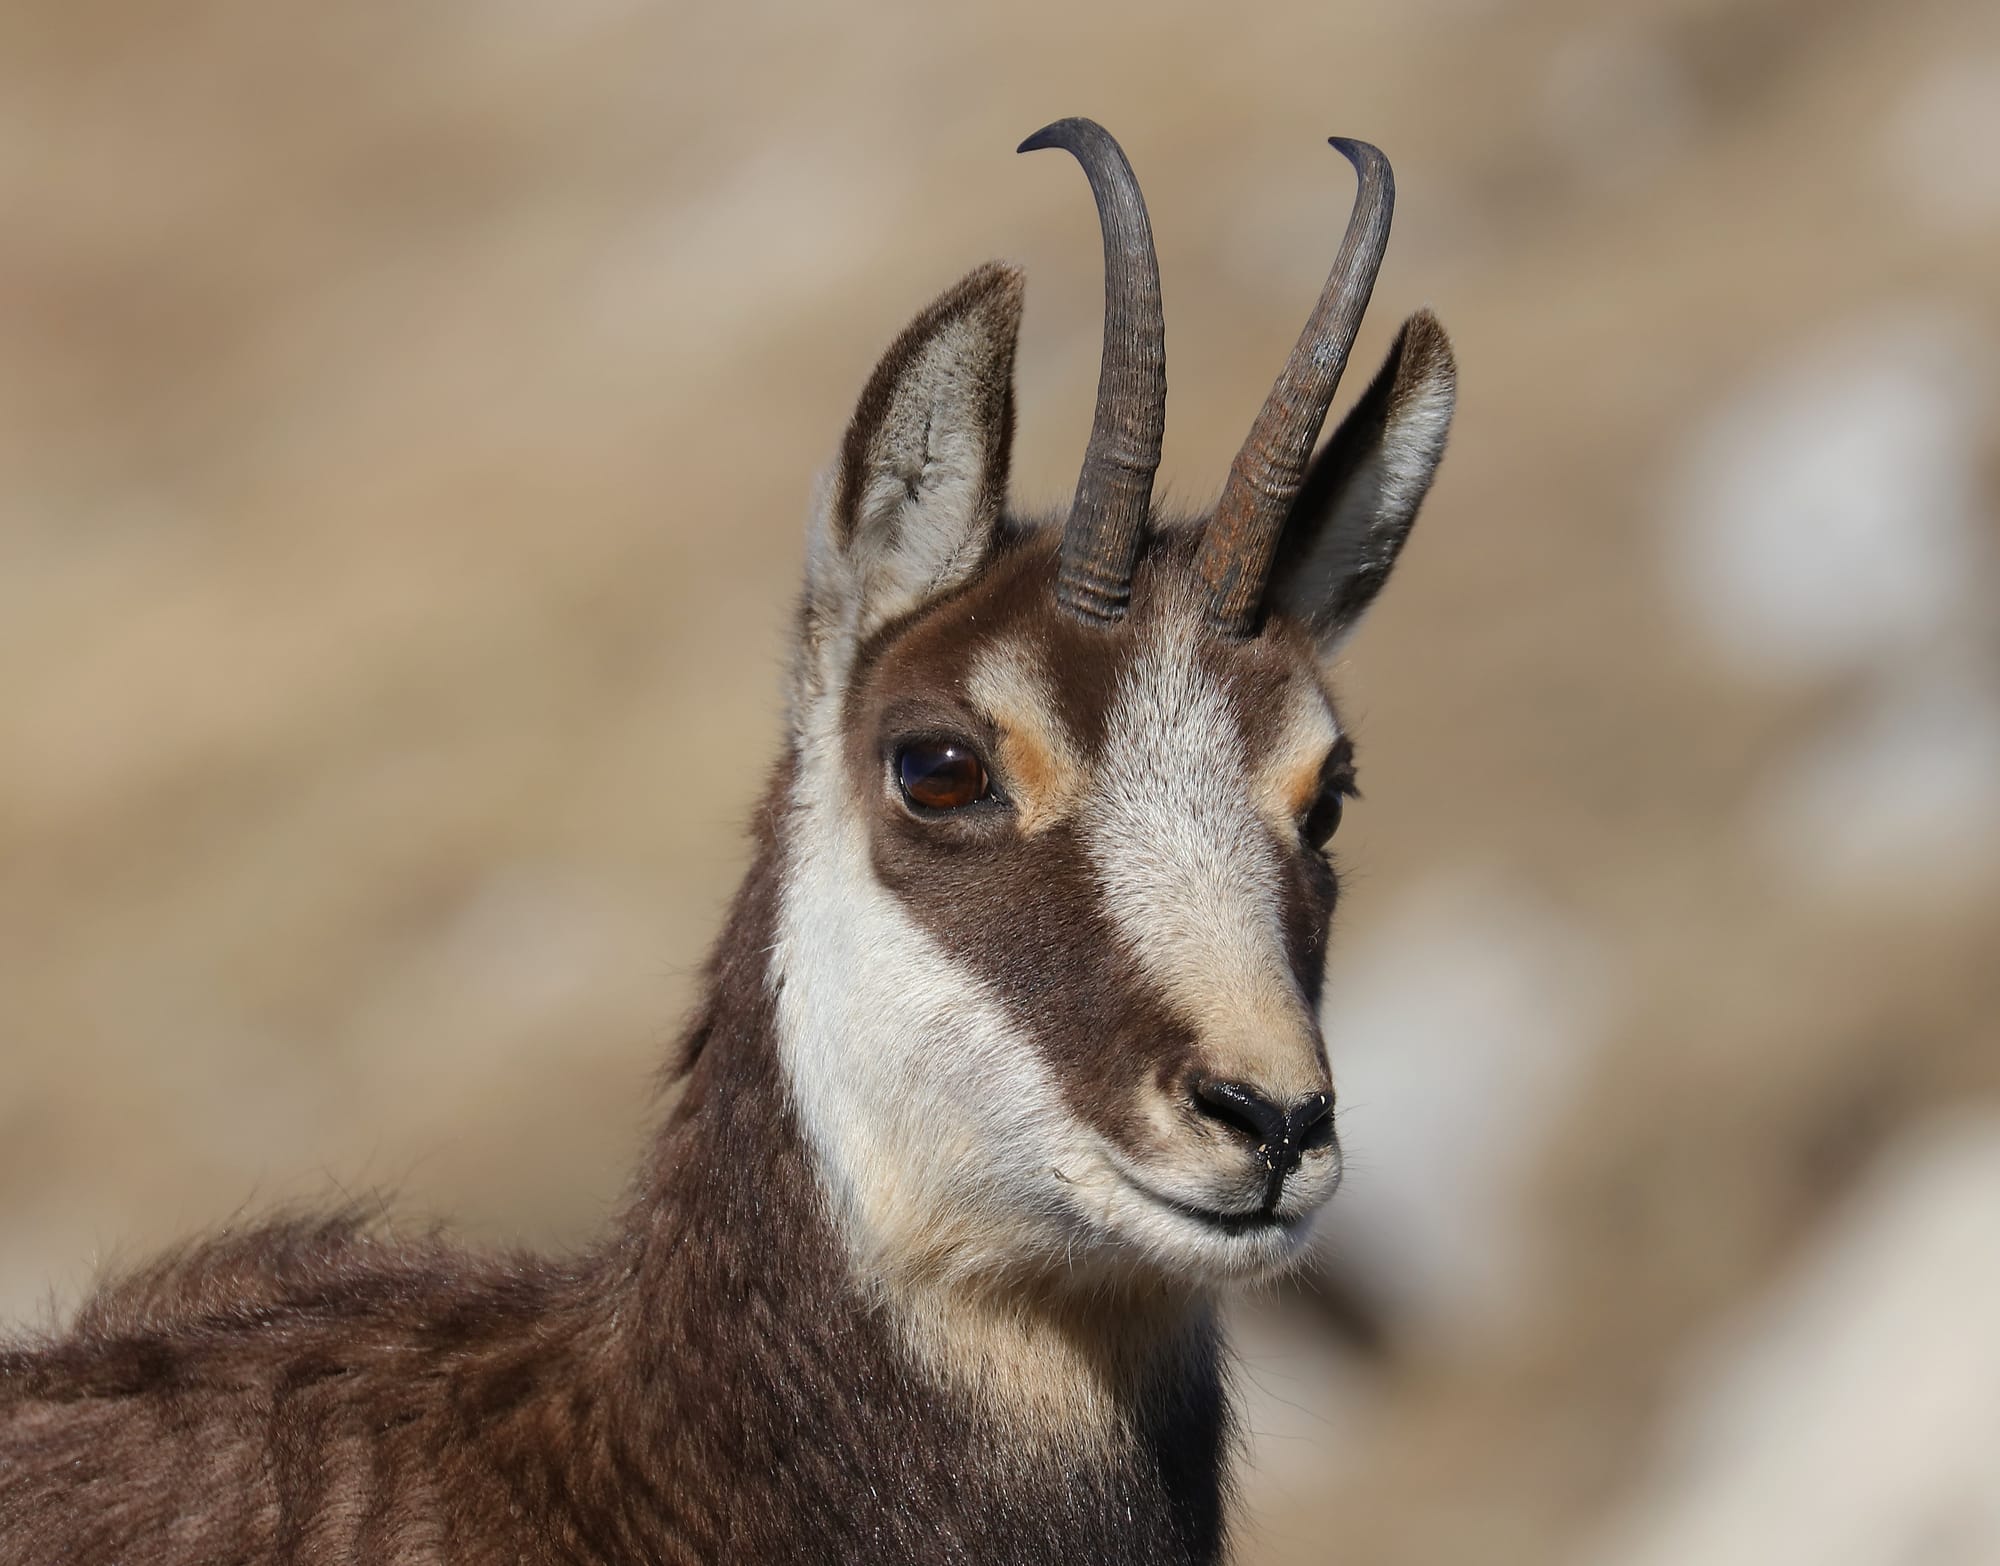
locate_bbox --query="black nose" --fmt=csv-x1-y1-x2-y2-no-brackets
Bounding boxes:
1192,1080,1335,1178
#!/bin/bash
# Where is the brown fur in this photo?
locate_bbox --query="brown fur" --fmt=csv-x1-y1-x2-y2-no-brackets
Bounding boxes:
843,525,1343,1167
1,781,1227,1564
1,224,1452,1561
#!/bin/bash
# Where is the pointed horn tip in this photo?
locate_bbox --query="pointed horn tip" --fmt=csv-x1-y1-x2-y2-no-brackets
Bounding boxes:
1326,136,1393,182
1325,135,1385,160
1017,117,1103,156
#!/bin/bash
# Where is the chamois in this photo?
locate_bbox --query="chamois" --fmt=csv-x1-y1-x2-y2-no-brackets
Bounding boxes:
0,118,1456,1565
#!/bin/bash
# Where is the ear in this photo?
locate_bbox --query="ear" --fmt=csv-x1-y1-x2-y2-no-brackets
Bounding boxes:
1265,310,1456,651
803,262,1023,656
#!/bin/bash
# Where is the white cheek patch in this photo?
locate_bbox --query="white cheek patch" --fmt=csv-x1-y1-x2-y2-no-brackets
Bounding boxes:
770,663,1340,1404
771,713,1103,1295
1084,602,1326,1099
772,710,1233,1438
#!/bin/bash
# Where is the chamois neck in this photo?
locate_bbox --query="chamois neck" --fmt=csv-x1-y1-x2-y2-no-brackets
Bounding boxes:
601,763,1228,1508
610,779,805,1296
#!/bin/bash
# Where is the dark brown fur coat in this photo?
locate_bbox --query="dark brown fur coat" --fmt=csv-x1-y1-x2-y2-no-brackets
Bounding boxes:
0,810,1228,1565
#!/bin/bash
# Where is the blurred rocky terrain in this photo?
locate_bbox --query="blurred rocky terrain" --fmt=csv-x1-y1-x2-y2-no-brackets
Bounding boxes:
2,1,1996,1560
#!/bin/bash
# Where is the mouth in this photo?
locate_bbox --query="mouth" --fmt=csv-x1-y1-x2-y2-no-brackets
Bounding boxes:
1120,1171,1305,1238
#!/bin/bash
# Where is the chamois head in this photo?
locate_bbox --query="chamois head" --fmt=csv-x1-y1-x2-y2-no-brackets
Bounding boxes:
774,120,1455,1306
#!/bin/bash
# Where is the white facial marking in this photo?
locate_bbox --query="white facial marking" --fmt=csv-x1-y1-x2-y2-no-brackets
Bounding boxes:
773,576,1346,1412
773,718,1097,1295
774,692,1221,1437
1084,598,1327,1101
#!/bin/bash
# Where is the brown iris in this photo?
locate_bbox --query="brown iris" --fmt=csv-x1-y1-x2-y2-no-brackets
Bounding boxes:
897,743,991,811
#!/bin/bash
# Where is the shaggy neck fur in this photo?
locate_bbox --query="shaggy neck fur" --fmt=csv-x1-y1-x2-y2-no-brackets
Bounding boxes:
596,770,1230,1562
0,767,1229,1566
1,230,1458,1566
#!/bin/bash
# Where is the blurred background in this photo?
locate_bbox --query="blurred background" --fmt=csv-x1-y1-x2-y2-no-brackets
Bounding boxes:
3,1,1997,1560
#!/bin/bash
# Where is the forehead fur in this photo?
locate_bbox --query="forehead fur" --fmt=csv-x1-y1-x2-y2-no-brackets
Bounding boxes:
841,519,1346,768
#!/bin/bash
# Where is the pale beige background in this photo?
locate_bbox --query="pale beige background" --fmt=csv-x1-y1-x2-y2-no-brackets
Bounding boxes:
4,3,1998,1562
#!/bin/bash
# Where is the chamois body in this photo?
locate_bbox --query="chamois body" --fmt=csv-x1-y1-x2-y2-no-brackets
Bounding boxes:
2,119,1457,1564
1,803,1224,1564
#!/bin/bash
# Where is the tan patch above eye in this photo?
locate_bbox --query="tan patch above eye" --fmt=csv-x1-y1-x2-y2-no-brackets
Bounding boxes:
994,726,1086,834
966,640,1087,835
1252,677,1341,831
1280,755,1326,820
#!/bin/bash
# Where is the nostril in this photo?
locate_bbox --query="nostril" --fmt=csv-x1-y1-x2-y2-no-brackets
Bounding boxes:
1288,1091,1336,1156
1190,1079,1288,1149
1192,1081,1337,1184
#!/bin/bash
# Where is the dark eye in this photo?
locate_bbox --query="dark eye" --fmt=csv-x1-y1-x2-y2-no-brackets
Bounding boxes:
897,742,992,812
1301,784,1346,848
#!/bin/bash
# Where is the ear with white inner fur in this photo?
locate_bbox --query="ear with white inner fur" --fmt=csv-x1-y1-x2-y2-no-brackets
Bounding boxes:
1264,309,1457,650
804,262,1024,655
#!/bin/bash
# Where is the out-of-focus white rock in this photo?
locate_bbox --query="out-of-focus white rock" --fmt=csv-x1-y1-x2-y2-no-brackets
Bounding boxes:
1660,308,1993,683
1885,55,2000,232
1753,655,2000,904
1313,875,1613,1342
1582,1111,2000,1566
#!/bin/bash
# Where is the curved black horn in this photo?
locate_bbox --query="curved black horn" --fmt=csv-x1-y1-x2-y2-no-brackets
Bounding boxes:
1019,118,1166,623
1199,138,1394,638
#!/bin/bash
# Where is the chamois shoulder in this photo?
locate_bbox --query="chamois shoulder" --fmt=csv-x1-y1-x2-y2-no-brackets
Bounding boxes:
3,1209,576,1393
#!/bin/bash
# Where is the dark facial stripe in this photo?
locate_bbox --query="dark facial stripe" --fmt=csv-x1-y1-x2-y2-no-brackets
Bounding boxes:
840,526,1346,1163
